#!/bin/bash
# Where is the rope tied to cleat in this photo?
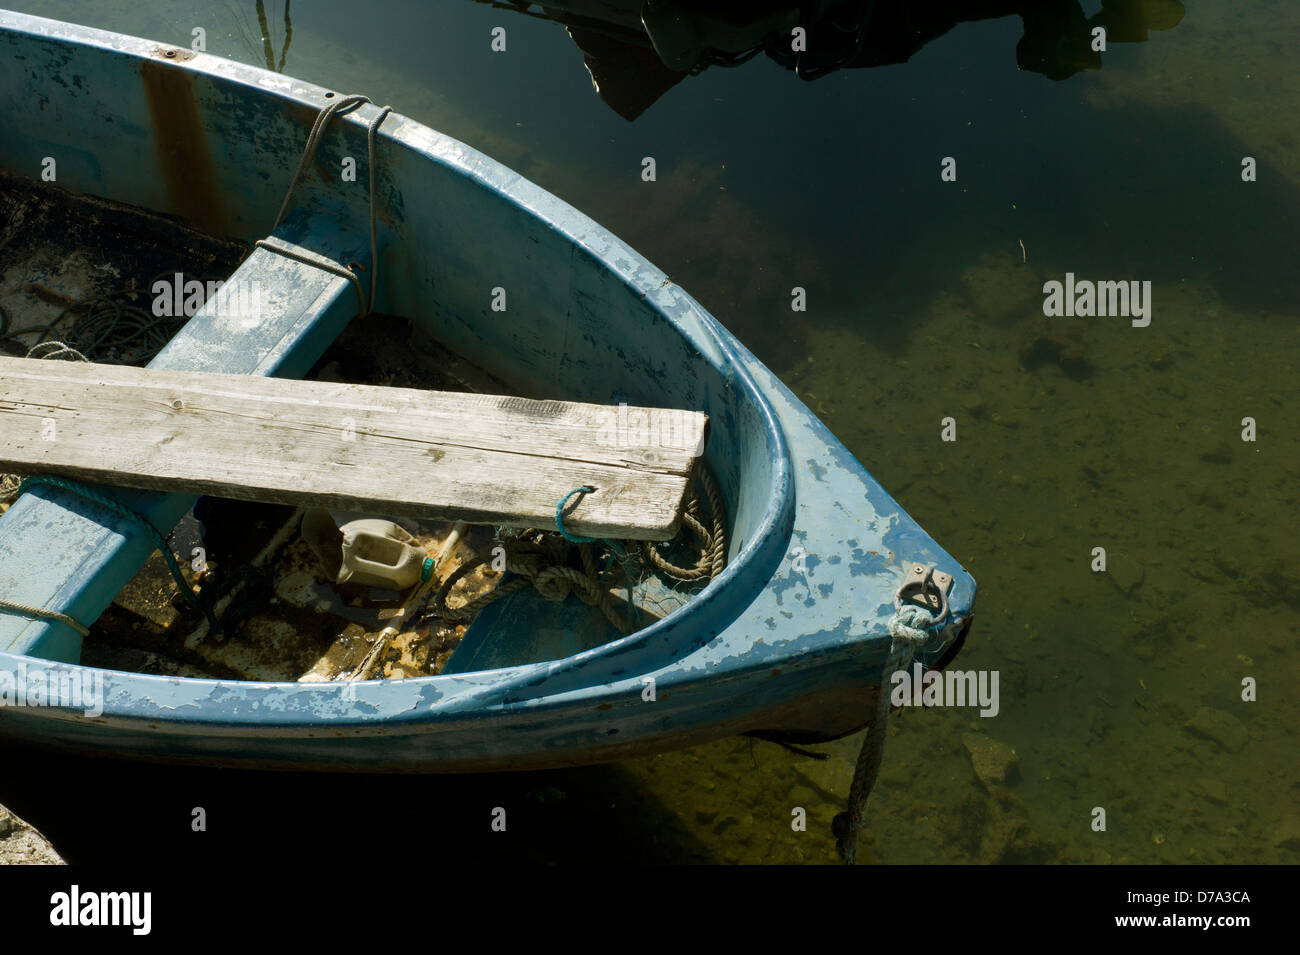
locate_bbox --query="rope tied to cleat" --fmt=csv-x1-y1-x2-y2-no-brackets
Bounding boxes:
833,565,951,865
255,92,392,317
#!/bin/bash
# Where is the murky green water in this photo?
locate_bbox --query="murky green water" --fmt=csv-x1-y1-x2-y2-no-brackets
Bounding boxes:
6,0,1297,864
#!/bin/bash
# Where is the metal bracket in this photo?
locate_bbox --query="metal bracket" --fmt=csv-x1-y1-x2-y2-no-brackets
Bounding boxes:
897,563,952,626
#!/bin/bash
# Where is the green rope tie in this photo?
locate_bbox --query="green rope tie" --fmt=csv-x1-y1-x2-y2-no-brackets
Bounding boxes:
554,486,631,563
14,476,219,635
554,486,600,543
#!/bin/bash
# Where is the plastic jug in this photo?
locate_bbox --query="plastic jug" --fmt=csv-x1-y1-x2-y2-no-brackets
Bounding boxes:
301,509,430,591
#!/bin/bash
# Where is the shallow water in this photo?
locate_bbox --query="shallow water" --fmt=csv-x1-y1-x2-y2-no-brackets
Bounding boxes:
3,0,1297,864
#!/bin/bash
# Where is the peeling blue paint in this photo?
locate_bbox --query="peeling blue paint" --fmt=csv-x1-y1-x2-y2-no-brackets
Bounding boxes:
848,547,893,578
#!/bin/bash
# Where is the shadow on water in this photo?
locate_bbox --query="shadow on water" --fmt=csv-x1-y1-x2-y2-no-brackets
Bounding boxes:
788,96,1300,361
1023,100,1300,318
0,744,715,864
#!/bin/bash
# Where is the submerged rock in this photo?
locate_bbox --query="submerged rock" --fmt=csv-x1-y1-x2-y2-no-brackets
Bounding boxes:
962,733,1019,788
1109,552,1145,596
1185,707,1249,752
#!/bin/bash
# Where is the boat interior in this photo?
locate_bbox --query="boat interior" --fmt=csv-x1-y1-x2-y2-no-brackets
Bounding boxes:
0,173,733,682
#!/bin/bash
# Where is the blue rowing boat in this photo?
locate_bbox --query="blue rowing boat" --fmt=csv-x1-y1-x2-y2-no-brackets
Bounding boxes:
0,10,975,805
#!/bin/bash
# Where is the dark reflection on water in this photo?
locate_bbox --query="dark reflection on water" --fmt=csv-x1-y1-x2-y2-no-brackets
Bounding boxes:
494,0,1186,118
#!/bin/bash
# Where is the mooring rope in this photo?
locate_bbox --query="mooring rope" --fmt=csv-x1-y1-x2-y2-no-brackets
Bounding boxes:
272,93,368,232
832,603,942,865
366,105,393,311
263,92,392,317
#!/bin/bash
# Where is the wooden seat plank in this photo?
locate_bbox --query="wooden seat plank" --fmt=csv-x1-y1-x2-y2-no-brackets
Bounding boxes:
0,358,707,541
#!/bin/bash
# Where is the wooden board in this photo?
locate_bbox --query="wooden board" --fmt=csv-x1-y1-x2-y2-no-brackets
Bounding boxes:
0,358,708,541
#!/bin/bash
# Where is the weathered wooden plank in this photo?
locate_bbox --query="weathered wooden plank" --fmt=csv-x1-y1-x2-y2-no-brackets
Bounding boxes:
0,358,707,540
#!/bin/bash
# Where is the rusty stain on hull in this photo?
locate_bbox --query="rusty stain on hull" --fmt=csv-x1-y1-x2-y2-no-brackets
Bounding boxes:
140,54,225,236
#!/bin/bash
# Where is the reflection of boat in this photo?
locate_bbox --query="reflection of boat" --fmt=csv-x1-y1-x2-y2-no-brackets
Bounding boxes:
482,0,1186,119
0,13,974,781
